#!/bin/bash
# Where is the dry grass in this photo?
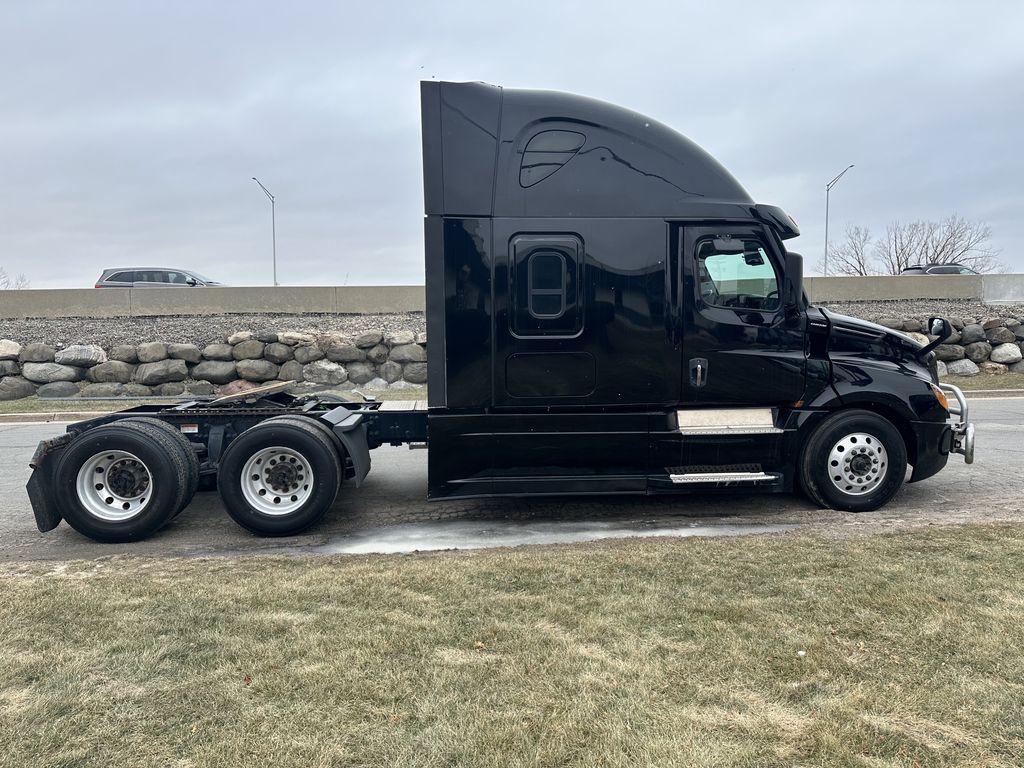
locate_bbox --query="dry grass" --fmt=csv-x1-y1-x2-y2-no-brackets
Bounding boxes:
1,525,1022,767
942,372,1024,391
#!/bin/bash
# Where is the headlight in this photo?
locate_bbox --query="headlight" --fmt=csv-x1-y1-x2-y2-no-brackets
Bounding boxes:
931,383,949,411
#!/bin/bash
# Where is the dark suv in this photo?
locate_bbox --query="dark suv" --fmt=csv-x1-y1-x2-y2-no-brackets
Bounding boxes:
900,263,978,276
94,268,223,288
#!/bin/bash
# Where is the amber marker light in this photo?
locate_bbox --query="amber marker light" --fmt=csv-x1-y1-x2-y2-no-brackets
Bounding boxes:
931,384,949,411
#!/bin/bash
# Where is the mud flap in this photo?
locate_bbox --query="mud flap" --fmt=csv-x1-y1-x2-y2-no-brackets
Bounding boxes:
27,434,73,532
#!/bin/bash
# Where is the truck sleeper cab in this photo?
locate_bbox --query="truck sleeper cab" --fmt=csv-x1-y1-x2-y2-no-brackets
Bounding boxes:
25,81,974,543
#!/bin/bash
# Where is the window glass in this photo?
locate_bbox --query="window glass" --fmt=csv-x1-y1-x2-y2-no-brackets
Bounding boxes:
510,235,583,337
698,238,780,310
166,271,189,284
108,271,133,283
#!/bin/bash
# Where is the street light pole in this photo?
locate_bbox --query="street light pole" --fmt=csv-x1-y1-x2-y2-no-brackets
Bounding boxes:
251,177,278,286
824,164,854,277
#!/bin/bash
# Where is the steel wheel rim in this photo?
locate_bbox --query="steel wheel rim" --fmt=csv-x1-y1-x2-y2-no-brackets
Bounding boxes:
75,450,154,522
827,432,888,496
240,446,315,516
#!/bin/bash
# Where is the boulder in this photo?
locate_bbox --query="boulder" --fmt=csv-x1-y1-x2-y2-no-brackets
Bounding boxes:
168,343,202,363
1010,361,1024,374
202,343,234,361
945,359,980,377
293,344,324,364
949,318,965,330
263,342,294,364
933,344,965,362
80,383,125,397
1006,319,1021,330
959,324,986,344
0,339,21,360
901,319,923,332
979,361,1008,375
54,344,106,367
191,360,238,385
87,361,135,384
302,360,348,385
0,376,36,400
219,380,259,396
379,361,404,383
37,381,80,398
985,326,1016,344
0,360,19,377
18,343,55,363
1015,327,1024,341
355,331,384,349
345,362,375,385
903,332,929,346
109,344,139,363
366,344,389,364
389,380,423,391
944,329,962,345
981,317,1005,330
402,362,428,384
232,339,265,360
363,377,390,390
963,342,992,363
415,332,428,346
155,382,186,396
21,362,83,383
990,343,1023,365
134,359,188,386
935,360,948,378
255,328,279,343
122,384,154,397
278,360,304,381
390,343,427,363
236,359,280,382
278,331,317,346
136,342,168,363
186,381,216,396
226,331,254,345
387,330,417,346
324,342,365,363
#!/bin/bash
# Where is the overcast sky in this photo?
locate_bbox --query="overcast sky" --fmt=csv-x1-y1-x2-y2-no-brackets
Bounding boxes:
2,1,1022,288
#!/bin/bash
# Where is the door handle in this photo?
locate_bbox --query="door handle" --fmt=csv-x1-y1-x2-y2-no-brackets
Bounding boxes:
689,357,708,388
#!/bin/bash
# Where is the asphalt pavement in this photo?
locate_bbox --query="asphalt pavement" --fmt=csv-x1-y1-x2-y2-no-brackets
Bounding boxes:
2,398,1023,561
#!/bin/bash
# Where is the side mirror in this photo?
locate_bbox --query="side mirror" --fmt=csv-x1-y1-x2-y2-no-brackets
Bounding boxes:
783,251,804,312
927,317,950,339
186,278,198,286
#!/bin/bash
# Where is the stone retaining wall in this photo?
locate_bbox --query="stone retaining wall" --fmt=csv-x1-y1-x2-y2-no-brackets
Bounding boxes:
0,328,427,401
2,310,1024,402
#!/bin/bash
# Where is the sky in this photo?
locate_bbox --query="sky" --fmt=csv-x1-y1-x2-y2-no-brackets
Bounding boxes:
2,1,1022,288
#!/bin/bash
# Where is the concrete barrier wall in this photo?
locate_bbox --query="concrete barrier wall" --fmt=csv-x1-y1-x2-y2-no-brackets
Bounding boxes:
0,277,1020,319
0,286,427,319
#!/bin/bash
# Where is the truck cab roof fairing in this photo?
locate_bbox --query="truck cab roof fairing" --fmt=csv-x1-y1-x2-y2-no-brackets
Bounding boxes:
420,81,753,219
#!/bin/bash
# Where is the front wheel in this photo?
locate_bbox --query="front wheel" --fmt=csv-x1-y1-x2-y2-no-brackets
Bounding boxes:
798,409,908,512
217,419,342,536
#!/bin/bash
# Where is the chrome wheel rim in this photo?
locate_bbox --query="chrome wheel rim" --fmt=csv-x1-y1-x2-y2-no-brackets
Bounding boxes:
75,450,153,521
240,446,314,516
828,432,887,496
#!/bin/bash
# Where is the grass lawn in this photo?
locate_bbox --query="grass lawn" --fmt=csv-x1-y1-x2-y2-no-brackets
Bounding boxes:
1,525,1022,767
942,372,1024,391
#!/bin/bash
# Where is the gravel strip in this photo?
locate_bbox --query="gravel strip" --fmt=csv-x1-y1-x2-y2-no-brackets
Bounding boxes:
0,312,426,348
817,299,1024,323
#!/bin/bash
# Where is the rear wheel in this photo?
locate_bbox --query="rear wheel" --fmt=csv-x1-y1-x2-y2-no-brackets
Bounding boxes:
54,422,190,542
124,417,200,516
799,409,908,512
217,420,342,536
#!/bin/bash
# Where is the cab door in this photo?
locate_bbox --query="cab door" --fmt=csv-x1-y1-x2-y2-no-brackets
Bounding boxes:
681,225,806,405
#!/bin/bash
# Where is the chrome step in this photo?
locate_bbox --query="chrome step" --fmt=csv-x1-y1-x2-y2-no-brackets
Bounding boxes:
667,470,778,485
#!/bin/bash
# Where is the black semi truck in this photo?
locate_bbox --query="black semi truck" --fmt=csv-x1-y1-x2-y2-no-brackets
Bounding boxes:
27,81,975,543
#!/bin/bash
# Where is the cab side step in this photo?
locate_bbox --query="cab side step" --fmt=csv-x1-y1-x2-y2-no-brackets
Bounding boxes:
665,463,779,485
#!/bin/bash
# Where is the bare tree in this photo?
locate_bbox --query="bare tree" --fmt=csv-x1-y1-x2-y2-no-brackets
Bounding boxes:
873,215,1002,274
0,267,30,290
821,225,876,276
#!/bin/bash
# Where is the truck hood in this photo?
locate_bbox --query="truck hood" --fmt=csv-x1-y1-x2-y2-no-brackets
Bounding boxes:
823,310,928,365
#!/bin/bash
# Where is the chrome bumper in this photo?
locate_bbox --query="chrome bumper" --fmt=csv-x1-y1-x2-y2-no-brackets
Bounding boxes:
939,383,975,464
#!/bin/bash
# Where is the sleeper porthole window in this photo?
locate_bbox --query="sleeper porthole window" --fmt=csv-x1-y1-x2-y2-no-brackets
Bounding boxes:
519,130,586,188
510,234,584,337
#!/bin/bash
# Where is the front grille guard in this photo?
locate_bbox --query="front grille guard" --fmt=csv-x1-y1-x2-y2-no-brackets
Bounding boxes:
939,383,975,464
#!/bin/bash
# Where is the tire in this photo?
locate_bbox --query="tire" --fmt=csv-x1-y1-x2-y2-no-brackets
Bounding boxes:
124,417,200,516
53,421,190,542
217,419,342,536
798,409,908,512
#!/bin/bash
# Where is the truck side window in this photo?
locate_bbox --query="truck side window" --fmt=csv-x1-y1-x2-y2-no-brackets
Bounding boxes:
510,234,583,337
698,238,780,311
